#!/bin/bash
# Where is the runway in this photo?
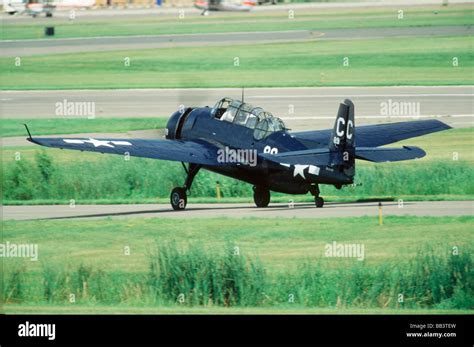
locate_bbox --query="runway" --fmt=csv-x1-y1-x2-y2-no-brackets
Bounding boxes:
2,85,472,129
3,200,473,221
1,25,471,57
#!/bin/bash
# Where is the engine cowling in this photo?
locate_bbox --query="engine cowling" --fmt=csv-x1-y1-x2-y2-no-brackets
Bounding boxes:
165,109,186,140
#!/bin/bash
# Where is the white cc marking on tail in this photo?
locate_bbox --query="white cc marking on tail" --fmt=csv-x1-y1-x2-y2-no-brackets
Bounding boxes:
336,117,345,137
346,120,354,139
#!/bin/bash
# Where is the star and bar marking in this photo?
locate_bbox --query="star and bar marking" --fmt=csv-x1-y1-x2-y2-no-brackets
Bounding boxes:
63,138,132,148
280,163,320,179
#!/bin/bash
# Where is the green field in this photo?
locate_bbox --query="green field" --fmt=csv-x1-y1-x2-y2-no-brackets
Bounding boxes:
3,127,473,204
5,216,472,270
2,35,472,89
2,5,472,40
0,118,167,137
3,216,473,313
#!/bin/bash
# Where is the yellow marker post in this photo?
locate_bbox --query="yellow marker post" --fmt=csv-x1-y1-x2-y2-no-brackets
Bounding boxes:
216,181,221,200
378,202,383,225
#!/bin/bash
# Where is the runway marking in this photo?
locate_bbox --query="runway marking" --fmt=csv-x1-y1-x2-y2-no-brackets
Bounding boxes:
281,114,474,120
451,121,474,125
2,86,472,93
249,94,473,98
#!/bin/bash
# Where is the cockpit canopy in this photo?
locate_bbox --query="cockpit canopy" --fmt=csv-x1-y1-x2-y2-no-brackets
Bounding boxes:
212,97,286,140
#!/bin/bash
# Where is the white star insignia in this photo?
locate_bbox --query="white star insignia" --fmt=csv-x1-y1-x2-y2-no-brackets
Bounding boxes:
64,138,133,148
84,138,114,148
293,164,309,178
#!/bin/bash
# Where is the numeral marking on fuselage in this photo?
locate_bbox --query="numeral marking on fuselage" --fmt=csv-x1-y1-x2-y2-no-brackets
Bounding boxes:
263,145,278,154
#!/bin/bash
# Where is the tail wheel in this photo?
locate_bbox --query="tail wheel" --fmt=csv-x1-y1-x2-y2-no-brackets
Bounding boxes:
315,196,324,208
170,187,187,210
253,186,270,208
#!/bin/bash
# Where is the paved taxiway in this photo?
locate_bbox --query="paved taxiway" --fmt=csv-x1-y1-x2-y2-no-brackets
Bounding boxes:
2,25,471,57
3,200,473,221
2,86,472,146
4,86,471,120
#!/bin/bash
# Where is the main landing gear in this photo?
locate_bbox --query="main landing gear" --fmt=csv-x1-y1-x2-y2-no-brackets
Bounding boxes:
170,163,201,211
253,186,270,208
310,184,324,208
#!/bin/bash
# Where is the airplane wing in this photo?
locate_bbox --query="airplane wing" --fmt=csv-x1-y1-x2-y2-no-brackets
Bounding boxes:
292,119,451,147
27,136,225,166
355,146,426,162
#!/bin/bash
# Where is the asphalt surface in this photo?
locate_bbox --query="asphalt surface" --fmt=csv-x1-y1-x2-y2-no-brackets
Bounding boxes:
1,25,471,57
2,86,472,147
5,86,471,120
3,200,473,221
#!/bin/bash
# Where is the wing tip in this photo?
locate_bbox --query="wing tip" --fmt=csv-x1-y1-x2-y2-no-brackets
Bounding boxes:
431,119,452,131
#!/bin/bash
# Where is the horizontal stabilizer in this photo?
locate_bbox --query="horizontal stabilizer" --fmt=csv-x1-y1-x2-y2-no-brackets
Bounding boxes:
260,148,331,165
355,146,426,162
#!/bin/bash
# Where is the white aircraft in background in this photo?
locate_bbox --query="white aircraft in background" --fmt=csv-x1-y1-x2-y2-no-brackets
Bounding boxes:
3,0,95,17
194,0,257,13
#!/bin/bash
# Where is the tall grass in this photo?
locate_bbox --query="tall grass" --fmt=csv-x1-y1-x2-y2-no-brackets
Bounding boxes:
147,243,266,306
3,245,472,309
3,151,473,202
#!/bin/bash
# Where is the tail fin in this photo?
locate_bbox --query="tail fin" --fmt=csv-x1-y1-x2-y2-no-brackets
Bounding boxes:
329,99,355,178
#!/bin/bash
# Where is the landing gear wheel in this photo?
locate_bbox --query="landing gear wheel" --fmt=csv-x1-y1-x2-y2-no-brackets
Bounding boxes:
315,196,324,208
170,187,187,210
253,186,270,208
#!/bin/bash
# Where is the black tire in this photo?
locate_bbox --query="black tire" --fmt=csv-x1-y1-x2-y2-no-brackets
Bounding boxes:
253,186,270,207
315,196,324,208
170,187,187,210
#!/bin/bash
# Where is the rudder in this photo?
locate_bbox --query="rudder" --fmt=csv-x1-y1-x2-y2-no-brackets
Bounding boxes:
329,99,355,179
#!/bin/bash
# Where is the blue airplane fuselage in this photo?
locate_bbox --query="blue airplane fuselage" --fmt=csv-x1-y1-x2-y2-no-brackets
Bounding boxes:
166,107,352,194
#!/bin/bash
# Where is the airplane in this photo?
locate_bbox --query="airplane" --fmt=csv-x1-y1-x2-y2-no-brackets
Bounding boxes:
4,0,95,17
194,0,256,13
4,0,55,17
24,97,451,210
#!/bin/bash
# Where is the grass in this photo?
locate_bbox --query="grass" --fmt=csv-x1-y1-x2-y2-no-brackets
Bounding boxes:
1,5,472,40
1,35,472,90
2,128,472,203
3,216,472,271
396,127,474,162
0,117,168,137
2,216,473,311
3,151,473,202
